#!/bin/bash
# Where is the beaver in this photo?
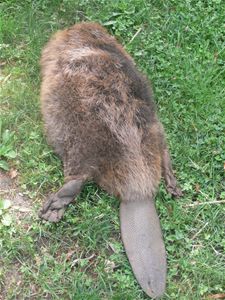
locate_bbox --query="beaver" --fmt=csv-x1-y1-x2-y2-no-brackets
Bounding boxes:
39,22,182,298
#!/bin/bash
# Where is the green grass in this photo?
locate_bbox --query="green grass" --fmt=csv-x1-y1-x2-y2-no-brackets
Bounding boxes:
0,0,224,299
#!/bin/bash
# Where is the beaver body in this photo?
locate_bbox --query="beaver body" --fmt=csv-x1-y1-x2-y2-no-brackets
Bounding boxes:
39,23,182,298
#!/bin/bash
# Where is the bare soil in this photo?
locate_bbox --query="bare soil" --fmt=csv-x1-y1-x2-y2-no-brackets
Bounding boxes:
0,170,32,221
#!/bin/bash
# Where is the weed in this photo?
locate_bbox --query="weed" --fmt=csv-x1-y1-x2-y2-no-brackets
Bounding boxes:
0,129,16,171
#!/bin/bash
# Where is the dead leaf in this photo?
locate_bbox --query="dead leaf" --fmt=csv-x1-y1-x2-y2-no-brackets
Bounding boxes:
104,259,116,273
16,280,22,286
9,168,18,179
13,206,32,212
108,243,116,253
167,204,173,215
35,255,41,267
66,250,76,261
207,294,225,299
71,253,95,267
195,184,200,192
214,52,218,62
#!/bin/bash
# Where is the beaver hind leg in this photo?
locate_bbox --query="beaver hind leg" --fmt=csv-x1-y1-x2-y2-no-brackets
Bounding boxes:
162,147,183,197
39,178,85,222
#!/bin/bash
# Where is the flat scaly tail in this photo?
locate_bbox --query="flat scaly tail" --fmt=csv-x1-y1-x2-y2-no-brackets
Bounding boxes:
120,198,166,298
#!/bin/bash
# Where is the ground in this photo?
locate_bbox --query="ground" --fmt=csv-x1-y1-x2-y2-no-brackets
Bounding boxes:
0,1,224,299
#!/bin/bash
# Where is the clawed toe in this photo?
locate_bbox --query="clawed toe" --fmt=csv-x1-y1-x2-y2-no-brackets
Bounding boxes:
167,185,183,198
39,194,66,222
39,179,84,223
39,207,65,222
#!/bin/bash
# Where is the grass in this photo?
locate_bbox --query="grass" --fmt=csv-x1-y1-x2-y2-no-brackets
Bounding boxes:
0,0,224,299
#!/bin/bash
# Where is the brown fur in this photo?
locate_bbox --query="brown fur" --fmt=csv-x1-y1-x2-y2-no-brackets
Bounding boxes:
39,22,182,297
40,22,180,201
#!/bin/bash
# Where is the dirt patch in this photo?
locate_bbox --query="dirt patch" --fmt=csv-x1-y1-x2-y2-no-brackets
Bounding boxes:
0,171,35,299
0,262,24,300
0,170,33,221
